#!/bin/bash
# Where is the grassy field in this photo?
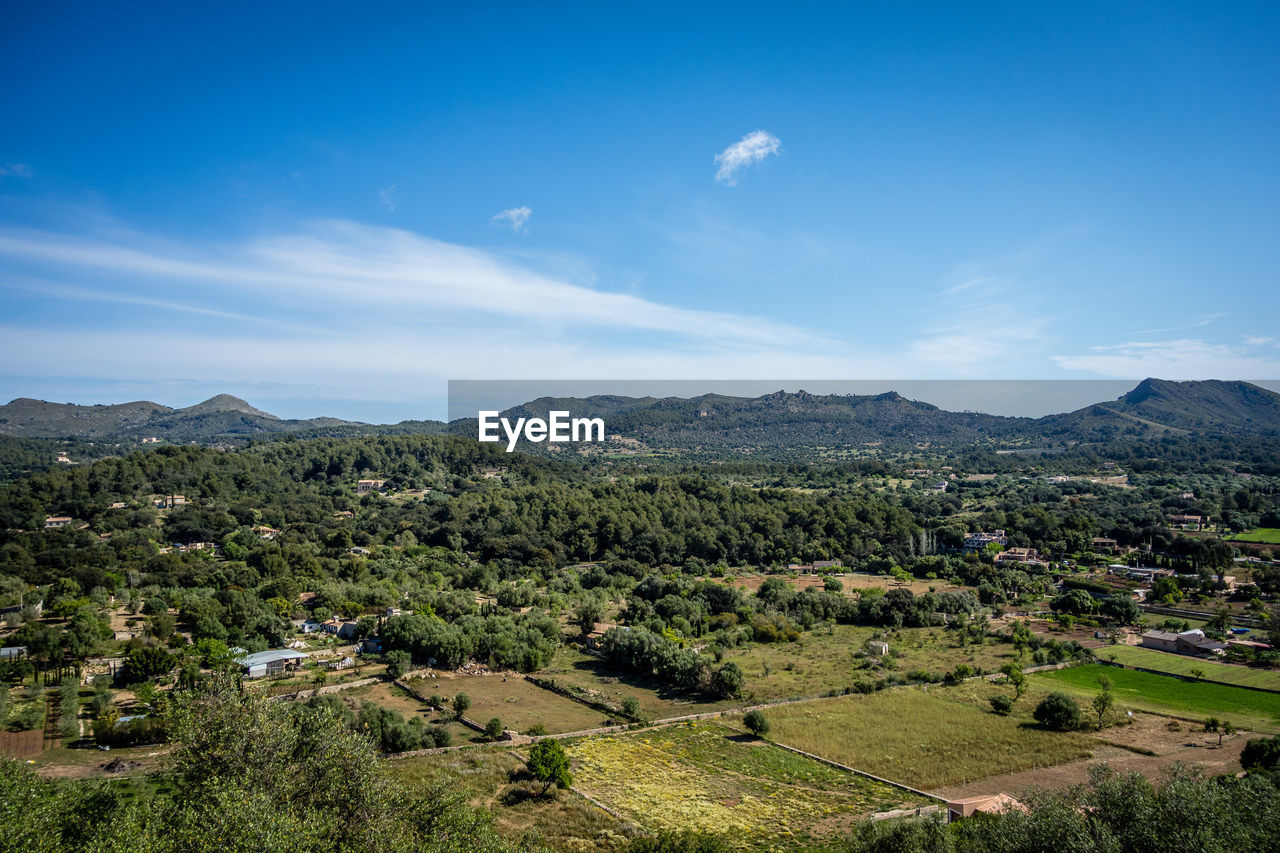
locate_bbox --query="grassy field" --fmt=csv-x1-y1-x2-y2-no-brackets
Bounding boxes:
539,627,1024,722
394,747,631,851
761,681,1095,790
1033,664,1280,733
1097,646,1280,691
567,723,922,849
399,674,611,734
723,625,1021,702
538,647,735,721
1223,527,1280,544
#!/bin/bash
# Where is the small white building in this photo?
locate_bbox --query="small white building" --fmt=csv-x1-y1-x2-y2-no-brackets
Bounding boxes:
237,648,309,679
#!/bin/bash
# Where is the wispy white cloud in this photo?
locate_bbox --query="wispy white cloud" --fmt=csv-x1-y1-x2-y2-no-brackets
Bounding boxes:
905,259,1050,372
1053,337,1280,378
0,218,834,352
0,163,33,179
491,206,531,232
1128,312,1227,335
378,184,397,211
714,131,781,185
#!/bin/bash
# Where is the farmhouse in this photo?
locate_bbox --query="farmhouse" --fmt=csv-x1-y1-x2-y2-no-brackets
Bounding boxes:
1169,514,1207,530
320,617,360,640
357,479,386,492
236,648,308,678
1140,628,1229,656
963,530,1007,552
44,516,72,529
0,646,28,660
994,547,1043,565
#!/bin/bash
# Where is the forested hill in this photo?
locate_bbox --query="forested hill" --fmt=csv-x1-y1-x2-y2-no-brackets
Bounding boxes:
0,395,447,444
0,434,925,595
1036,378,1280,439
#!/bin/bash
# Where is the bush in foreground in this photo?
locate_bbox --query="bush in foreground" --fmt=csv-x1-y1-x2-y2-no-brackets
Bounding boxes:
0,678,540,853
845,764,1280,852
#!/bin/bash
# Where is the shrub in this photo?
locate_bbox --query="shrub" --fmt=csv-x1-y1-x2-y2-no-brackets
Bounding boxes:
743,709,770,737
989,694,1014,716
527,738,573,794
1033,691,1081,731
484,717,503,741
1241,735,1280,772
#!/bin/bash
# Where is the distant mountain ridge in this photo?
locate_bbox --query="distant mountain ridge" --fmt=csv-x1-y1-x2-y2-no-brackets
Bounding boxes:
3,379,1278,450
0,395,364,442
470,379,1280,453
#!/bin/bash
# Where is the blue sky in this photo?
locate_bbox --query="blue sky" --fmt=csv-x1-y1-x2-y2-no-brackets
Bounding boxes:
1,2,1278,421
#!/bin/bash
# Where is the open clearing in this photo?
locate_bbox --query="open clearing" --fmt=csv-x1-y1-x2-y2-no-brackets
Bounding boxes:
724,571,962,598
538,647,735,720
723,625,1021,702
540,628,1024,723
1223,527,1280,544
933,711,1254,800
761,681,1094,789
399,673,611,734
567,723,923,849
1032,664,1280,733
1098,645,1280,691
393,748,629,851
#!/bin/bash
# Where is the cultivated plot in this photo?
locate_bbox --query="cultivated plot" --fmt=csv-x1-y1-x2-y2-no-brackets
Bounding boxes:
567,723,923,849
1033,664,1280,733
1098,645,1280,691
762,682,1094,790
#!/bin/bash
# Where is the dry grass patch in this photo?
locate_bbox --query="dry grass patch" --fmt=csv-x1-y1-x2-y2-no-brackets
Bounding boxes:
566,723,922,849
764,682,1094,790
394,748,631,851
404,673,610,734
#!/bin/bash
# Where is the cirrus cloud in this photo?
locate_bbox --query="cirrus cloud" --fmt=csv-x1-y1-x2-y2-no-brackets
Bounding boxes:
714,131,781,185
491,206,532,232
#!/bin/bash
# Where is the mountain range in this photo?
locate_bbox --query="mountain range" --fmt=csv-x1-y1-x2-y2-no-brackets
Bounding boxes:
2,379,1279,453
0,395,358,442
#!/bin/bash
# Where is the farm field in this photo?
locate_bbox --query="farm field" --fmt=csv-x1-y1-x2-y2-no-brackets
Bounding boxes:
723,571,963,598
1223,527,1280,544
566,723,924,849
538,647,735,721
540,627,1024,722
400,673,612,734
393,747,630,851
762,681,1095,790
723,626,1021,701
1033,664,1280,733
1099,645,1280,691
